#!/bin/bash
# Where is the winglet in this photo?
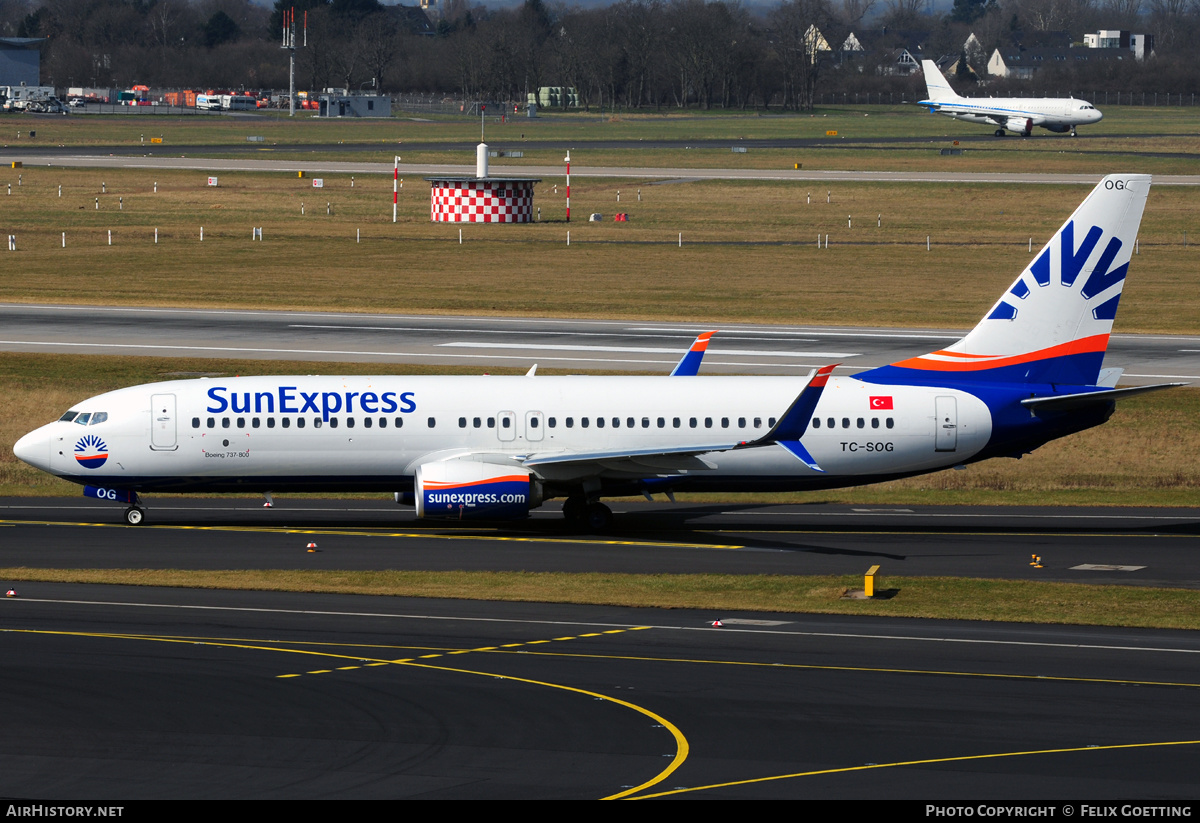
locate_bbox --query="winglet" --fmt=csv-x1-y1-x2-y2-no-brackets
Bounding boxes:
736,363,838,471
671,331,717,376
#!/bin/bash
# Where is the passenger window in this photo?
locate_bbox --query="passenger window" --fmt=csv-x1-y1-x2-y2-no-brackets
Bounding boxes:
769,417,776,427
738,417,746,428
548,417,556,428
689,417,697,428
192,417,200,429
363,417,371,429
566,417,574,428
842,418,850,428
222,418,230,429
458,417,467,428
428,417,436,428
754,417,762,428
642,417,650,428
330,418,338,429
252,418,260,428
474,417,482,428
314,419,323,428
627,417,635,428
871,418,879,429
812,418,820,428
282,418,291,429
378,418,386,428
486,417,493,427
597,417,605,428
396,417,404,428
610,417,618,428
827,418,835,428
705,417,712,428
673,417,681,428
581,417,590,428
886,418,894,429
722,417,729,428
857,418,865,429
501,417,510,428
268,418,276,429
531,417,539,428
207,418,215,428
658,417,665,428
296,418,304,429
346,418,354,429
236,417,244,429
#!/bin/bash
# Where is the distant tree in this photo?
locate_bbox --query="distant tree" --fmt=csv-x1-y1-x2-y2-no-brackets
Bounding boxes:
204,11,240,48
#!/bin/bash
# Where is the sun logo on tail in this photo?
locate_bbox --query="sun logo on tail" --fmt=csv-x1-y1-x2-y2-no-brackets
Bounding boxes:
74,434,109,469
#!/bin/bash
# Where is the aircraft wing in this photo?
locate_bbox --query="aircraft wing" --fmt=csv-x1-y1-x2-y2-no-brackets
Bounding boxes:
520,441,740,478
519,365,839,478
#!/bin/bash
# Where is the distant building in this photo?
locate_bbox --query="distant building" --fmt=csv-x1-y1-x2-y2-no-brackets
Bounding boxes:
0,37,45,87
317,91,391,118
1083,30,1154,60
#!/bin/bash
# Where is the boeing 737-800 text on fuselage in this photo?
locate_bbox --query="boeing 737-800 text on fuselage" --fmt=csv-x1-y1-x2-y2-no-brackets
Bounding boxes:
920,59,1102,137
14,175,1178,530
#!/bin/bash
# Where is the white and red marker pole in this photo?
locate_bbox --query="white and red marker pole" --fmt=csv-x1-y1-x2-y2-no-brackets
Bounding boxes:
393,156,399,223
564,150,571,223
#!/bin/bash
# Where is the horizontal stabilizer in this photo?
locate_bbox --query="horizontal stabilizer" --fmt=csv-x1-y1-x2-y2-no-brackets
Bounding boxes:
1020,382,1185,413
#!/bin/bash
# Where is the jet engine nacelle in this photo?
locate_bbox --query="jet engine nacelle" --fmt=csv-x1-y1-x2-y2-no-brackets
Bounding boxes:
1005,117,1034,136
414,459,543,520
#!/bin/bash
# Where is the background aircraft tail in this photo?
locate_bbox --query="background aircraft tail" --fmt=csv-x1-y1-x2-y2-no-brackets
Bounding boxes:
861,174,1151,387
921,60,960,103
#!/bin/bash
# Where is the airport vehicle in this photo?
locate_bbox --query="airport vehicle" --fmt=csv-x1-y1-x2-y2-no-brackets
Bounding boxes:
1,85,63,113
13,175,1178,529
920,60,1103,136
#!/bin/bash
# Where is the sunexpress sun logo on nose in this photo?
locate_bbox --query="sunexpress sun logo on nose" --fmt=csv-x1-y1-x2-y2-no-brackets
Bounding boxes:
74,434,109,469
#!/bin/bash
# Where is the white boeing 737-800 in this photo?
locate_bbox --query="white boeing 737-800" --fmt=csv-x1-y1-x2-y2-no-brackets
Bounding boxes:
921,60,1102,137
14,175,1180,530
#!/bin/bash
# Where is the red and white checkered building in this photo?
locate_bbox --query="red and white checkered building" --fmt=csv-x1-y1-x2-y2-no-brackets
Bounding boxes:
427,177,540,223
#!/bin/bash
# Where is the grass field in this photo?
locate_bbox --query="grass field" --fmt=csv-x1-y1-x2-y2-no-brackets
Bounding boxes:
1,568,1198,630
2,353,1197,505
1,165,1198,332
11,103,1200,144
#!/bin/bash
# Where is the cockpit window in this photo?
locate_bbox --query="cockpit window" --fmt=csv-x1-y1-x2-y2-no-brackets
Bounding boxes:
59,411,79,422
90,412,108,425
74,412,91,426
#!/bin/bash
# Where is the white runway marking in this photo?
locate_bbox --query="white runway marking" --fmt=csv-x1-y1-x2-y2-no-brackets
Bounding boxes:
438,342,859,358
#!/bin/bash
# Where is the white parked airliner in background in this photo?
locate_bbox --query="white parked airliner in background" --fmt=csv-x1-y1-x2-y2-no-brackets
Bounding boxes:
921,59,1103,137
14,175,1179,530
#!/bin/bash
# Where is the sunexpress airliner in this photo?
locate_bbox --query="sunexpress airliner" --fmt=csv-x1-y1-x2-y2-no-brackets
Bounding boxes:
920,59,1103,137
14,175,1180,529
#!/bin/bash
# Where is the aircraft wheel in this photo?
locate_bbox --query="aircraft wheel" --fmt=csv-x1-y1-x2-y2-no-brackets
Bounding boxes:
994,129,1005,137
124,507,145,526
585,503,613,532
562,496,586,521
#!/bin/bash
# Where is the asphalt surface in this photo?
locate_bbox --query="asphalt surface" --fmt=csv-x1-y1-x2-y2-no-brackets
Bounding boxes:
3,304,1198,384
3,498,1199,588
6,149,1200,185
3,581,1199,799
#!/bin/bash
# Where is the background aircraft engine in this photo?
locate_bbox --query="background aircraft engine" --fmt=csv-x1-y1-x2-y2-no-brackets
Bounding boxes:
1005,117,1034,135
415,460,543,520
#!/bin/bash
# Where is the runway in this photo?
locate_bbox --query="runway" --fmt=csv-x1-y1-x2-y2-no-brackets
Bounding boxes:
5,150,1200,186
3,582,1199,798
4,303,1198,384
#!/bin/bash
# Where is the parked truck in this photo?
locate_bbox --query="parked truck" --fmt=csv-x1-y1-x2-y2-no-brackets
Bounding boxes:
2,85,65,113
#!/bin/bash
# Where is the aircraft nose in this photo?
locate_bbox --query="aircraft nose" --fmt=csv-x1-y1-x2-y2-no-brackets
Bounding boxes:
1094,109,1104,122
13,427,51,471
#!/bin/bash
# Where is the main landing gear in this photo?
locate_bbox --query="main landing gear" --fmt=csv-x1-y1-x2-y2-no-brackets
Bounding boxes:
994,128,1006,137
124,505,146,525
562,495,613,532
